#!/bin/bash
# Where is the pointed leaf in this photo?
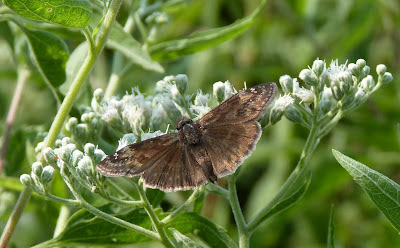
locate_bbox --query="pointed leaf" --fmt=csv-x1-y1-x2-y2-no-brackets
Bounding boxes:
32,207,164,247
170,228,206,248
23,28,69,87
332,149,400,232
167,212,238,248
149,0,267,60
3,0,92,28
107,23,164,73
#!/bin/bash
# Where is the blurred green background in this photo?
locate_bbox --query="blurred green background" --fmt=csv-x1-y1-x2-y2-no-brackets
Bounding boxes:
1,0,400,247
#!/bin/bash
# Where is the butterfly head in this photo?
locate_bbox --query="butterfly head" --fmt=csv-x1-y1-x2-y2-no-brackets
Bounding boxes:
176,117,202,145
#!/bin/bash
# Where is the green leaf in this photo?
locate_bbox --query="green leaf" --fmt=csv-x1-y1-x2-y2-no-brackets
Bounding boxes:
332,149,400,232
327,205,335,248
167,212,238,248
32,207,163,247
23,28,69,87
0,22,15,52
250,169,311,229
107,22,164,73
59,42,88,95
169,228,206,248
3,0,92,28
149,0,267,60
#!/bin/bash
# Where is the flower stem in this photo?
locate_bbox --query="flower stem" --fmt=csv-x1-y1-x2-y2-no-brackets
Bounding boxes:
0,187,32,248
228,173,249,248
136,184,174,248
247,122,320,233
0,66,30,175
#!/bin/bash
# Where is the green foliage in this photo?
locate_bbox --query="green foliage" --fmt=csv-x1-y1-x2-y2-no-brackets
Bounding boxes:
333,150,400,232
0,0,399,247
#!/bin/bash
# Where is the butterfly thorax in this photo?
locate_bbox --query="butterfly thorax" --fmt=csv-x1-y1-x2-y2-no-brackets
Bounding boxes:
177,117,202,146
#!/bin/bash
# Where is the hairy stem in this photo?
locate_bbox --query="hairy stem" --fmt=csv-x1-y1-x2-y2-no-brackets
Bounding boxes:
136,184,174,248
0,67,30,175
0,187,32,248
228,173,249,248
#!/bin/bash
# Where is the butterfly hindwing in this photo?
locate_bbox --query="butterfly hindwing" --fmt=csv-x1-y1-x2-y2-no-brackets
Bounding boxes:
97,133,179,177
142,143,209,191
199,83,277,127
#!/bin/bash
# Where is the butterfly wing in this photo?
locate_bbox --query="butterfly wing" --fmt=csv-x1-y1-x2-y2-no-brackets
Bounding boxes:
142,143,209,191
97,133,179,177
199,83,278,127
202,121,261,177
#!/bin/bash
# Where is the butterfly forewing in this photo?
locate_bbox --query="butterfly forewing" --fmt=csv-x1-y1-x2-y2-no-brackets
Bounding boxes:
202,122,261,176
97,133,179,177
199,83,278,127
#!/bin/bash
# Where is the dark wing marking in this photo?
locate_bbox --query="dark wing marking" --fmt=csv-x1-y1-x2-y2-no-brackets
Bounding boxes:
97,133,179,177
142,143,209,192
202,121,261,177
198,83,278,127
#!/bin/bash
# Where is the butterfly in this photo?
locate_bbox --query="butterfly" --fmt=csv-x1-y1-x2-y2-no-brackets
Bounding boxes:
97,83,278,191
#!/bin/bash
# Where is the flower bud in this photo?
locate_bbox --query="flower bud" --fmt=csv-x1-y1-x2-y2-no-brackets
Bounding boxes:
41,166,55,184
32,162,43,176
338,71,353,93
93,88,104,103
94,149,106,164
356,59,366,69
43,147,58,166
320,70,330,88
331,84,344,100
284,105,303,123
376,64,387,77
35,142,44,154
213,81,233,103
354,87,367,105
81,113,90,123
77,155,92,177
361,65,370,78
65,117,78,132
71,150,84,167
84,143,96,158
348,63,360,78
299,69,318,86
269,94,294,124
319,87,335,113
61,137,72,146
312,59,325,76
175,74,188,94
381,72,393,85
20,174,33,187
161,97,182,122
360,75,375,92
279,75,293,93
58,144,76,163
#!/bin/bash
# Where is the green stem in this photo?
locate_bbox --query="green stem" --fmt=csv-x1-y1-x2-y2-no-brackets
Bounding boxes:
2,0,123,245
228,173,249,248
161,188,203,225
0,187,32,248
53,205,70,238
136,184,174,248
247,122,320,233
63,171,159,240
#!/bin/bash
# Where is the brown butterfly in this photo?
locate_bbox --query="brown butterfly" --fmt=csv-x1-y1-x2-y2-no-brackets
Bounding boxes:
97,83,278,191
